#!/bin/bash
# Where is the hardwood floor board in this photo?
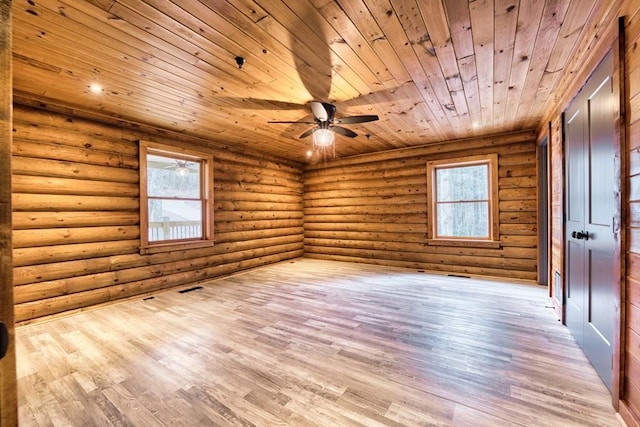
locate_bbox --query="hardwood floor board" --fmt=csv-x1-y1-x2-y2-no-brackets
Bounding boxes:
509,383,618,426
27,333,78,382
450,404,517,427
338,387,393,417
333,398,406,427
274,358,347,401
132,391,198,427
204,382,290,427
48,376,100,426
282,395,365,427
123,355,187,396
16,258,619,426
381,368,589,427
82,387,129,427
221,352,337,410
17,403,39,427
268,322,336,346
242,386,293,423
61,375,113,425
69,368,114,399
18,373,58,426
177,384,256,426
219,358,287,397
279,335,505,426
23,374,81,426
102,383,165,426
384,401,456,426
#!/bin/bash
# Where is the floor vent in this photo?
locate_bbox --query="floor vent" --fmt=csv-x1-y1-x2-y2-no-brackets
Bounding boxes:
179,286,203,294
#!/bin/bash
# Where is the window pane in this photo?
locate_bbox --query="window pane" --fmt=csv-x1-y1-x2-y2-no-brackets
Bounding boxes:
436,164,488,202
148,199,202,241
147,154,201,198
437,201,489,238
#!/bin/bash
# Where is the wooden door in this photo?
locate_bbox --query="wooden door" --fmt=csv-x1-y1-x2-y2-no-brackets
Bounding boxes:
565,52,616,392
0,1,17,425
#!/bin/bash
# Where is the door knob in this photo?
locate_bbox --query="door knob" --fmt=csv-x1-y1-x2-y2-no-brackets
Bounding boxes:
0,322,8,360
571,230,590,240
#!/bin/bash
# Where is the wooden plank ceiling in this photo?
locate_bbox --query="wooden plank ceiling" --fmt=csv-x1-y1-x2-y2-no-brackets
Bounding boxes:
11,0,598,162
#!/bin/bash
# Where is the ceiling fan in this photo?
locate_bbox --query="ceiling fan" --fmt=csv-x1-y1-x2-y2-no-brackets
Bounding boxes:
268,101,379,149
158,159,195,176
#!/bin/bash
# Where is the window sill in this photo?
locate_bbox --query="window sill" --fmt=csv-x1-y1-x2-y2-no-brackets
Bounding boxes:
140,240,214,255
427,239,501,249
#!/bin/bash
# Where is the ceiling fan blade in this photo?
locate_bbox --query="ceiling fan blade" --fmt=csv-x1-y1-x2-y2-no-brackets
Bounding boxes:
322,102,336,122
299,127,316,139
268,120,317,124
310,101,328,121
332,126,358,138
335,115,379,124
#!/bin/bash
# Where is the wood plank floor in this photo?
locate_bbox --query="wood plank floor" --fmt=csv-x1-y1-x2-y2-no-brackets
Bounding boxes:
16,258,619,426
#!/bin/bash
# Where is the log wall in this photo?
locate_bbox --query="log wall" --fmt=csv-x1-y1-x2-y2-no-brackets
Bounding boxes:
303,131,538,281
11,105,304,323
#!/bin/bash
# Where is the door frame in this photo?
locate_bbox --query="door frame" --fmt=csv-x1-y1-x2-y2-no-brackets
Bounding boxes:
611,16,626,410
537,133,550,288
0,1,17,425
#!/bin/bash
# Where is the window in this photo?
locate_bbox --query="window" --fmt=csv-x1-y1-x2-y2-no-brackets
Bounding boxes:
426,154,499,246
139,141,214,254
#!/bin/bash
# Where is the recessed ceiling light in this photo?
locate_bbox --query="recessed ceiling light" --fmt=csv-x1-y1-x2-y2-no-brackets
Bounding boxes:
89,83,103,94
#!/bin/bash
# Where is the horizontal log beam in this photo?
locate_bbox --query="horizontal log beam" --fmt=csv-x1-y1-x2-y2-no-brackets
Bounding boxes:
304,194,425,208
214,210,303,222
215,219,304,233
13,225,140,248
12,175,139,197
215,200,301,212
12,156,139,183
214,180,302,196
12,120,139,156
304,204,427,215
13,139,138,169
304,230,428,244
304,222,428,233
303,184,425,201
215,190,302,204
13,211,139,229
304,213,426,224
13,240,140,267
215,227,304,243
13,193,139,211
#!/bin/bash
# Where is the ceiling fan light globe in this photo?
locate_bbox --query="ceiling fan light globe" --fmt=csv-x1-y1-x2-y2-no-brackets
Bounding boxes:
175,166,190,176
313,129,334,147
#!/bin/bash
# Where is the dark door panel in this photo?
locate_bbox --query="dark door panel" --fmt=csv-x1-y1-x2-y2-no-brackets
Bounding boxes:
565,51,615,391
